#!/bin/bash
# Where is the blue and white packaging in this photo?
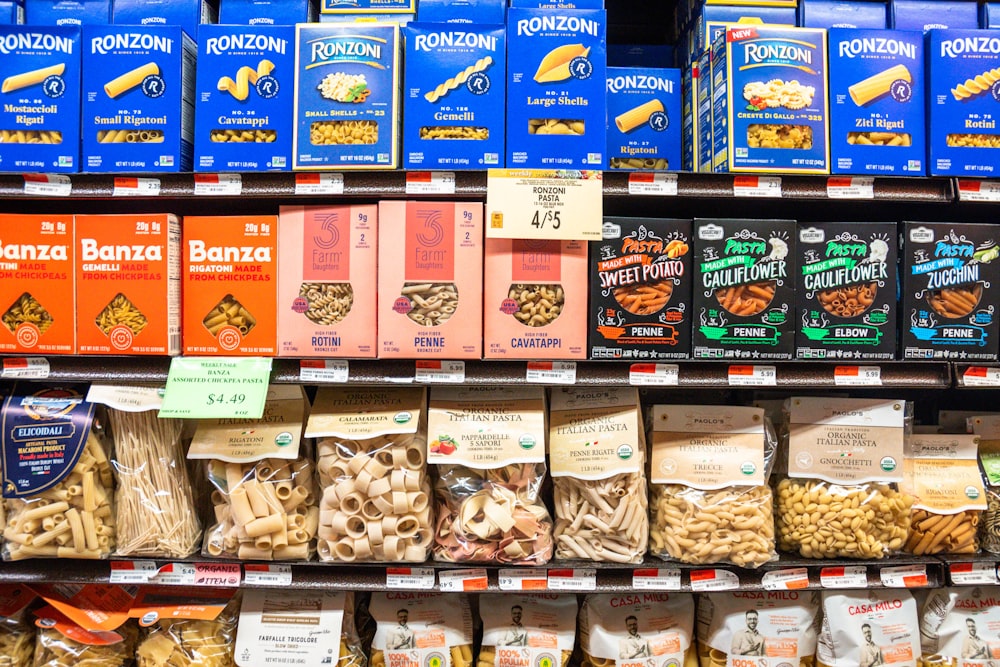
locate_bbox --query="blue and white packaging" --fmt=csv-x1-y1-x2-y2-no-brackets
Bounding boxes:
318,12,412,23
416,0,504,24
891,0,978,31
219,0,315,24
682,61,697,170
404,23,504,169
0,26,80,172
800,0,887,28
27,0,108,24
82,26,196,172
510,0,603,7
606,67,681,170
194,25,292,172
928,29,1000,177
0,0,24,23
983,3,1000,28
693,4,796,54
293,22,400,170
112,0,215,41
829,29,924,175
506,7,607,169
697,49,713,171
608,44,674,68
320,0,412,14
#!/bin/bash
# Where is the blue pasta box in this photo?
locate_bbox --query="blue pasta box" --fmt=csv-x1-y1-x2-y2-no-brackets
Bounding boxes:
112,0,216,42
26,0,108,24
682,61,697,170
891,0,978,31
608,44,674,68
510,0,604,7
81,26,196,172
416,0,504,24
712,25,830,174
293,22,400,170
320,0,413,14
928,30,1000,177
219,0,315,24
194,25,293,172
697,49,713,171
983,3,1000,28
0,26,80,172
693,4,797,54
0,0,25,23
799,0,887,28
403,23,504,169
506,7,607,169
828,29,924,175
606,67,681,170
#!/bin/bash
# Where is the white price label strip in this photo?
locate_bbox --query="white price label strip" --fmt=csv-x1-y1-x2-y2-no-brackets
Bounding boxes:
486,169,602,241
629,363,679,386
950,562,1000,585
498,568,548,591
87,384,164,411
627,172,678,196
827,176,874,199
110,560,159,584
958,180,1000,202
194,173,242,196
526,361,576,384
547,569,597,591
438,568,488,592
761,568,810,591
820,566,868,588
733,175,781,198
880,564,928,588
295,172,344,195
23,173,71,196
632,568,682,590
243,564,293,587
964,366,1000,387
406,171,456,195
728,365,776,387
690,569,740,592
386,567,435,590
299,360,349,383
415,360,466,384
113,177,160,197
833,365,882,386
1,357,49,379
150,563,197,586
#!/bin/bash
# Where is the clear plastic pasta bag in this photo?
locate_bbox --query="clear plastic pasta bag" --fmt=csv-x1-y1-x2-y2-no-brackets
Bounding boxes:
982,486,1000,555
580,593,696,667
974,415,1000,554
919,587,1000,666
817,589,919,667
136,592,240,667
33,617,138,667
477,594,576,667
0,587,36,667
365,593,472,667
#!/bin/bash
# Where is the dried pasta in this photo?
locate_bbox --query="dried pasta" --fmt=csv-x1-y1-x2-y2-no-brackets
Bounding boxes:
946,133,1000,147
367,594,471,667
613,279,674,315
555,474,647,563
310,120,377,145
816,282,877,317
508,283,563,327
318,72,369,102
419,126,488,140
926,284,982,318
299,283,353,326
95,293,148,336
203,295,256,337
97,129,164,143
401,282,458,327
952,67,1000,100
747,124,813,149
2,292,53,334
210,129,277,143
0,620,33,667
743,79,815,109
715,281,776,316
136,594,239,667
903,508,978,555
982,489,1000,554
0,130,62,144
216,59,274,101
608,157,668,169
847,131,911,146
2,63,65,94
33,620,137,667
424,56,493,102
528,119,584,135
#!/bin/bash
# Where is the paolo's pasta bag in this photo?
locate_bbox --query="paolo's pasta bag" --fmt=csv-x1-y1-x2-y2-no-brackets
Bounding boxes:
188,385,317,561
1,384,116,560
648,404,777,568
580,593,696,667
477,594,577,667
817,590,920,667
920,587,1000,666
305,387,433,562
428,387,553,564
365,593,472,667
550,387,647,563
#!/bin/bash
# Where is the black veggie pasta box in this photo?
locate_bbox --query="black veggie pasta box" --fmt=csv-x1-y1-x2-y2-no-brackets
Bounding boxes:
589,217,692,360
796,222,897,360
902,222,1000,360
693,218,796,360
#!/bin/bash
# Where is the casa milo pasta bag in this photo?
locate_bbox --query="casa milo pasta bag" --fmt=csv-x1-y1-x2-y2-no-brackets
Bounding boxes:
580,593,696,667
365,593,473,667
920,586,1000,666
478,594,577,667
818,590,921,667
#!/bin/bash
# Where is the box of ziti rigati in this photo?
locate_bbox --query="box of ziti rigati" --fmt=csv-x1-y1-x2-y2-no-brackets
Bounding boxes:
589,217,692,360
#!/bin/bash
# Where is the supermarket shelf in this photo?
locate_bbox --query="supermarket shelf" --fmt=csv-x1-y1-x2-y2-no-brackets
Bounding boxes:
953,364,1000,388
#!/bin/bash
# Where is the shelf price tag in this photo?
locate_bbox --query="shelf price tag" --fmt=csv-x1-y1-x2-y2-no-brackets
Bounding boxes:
733,175,781,198
110,560,159,584
113,177,160,197
526,361,576,385
498,568,548,591
827,176,874,199
950,562,1000,585
629,363,679,386
958,180,1000,202
486,169,602,241
295,172,344,195
158,357,272,419
820,566,868,589
87,384,164,410
728,365,776,387
386,567,436,590
632,568,682,590
299,360,349,383
834,365,882,386
1,357,49,379
405,171,456,195
690,569,740,592
437,568,489,592
150,563,197,586
880,564,928,588
761,568,810,591
22,173,71,197
194,173,242,196
627,173,678,196
963,366,1000,387
415,360,466,384
547,568,597,591
243,564,293,587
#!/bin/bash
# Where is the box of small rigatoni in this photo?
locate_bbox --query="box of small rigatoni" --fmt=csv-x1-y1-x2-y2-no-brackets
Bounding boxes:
183,215,277,356
76,214,181,355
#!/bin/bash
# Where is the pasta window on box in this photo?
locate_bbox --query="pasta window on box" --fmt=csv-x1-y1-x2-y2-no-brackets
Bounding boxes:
203,294,256,337
847,132,912,146
946,133,1000,148
96,293,148,336
747,124,813,149
2,292,54,335
299,282,354,326
310,120,378,146
0,130,62,144
96,129,165,144
507,283,564,327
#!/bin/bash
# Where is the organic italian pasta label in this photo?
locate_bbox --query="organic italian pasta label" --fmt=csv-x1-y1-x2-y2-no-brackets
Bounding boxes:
549,387,641,479
305,387,424,439
480,594,576,667
370,593,472,667
920,587,1000,665
903,434,986,513
580,593,693,667
818,590,919,667
188,385,305,462
649,405,765,488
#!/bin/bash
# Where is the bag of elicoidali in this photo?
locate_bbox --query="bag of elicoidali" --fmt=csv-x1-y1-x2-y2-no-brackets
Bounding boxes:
580,593,697,667
920,586,1000,667
477,594,577,667
817,590,921,667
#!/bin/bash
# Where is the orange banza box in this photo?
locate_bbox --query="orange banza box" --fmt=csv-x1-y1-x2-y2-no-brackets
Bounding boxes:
378,201,483,358
75,214,181,355
0,213,75,354
183,215,278,356
277,205,378,358
484,238,588,359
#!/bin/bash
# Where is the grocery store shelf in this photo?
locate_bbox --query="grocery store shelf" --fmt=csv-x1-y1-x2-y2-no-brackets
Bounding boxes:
953,364,1000,388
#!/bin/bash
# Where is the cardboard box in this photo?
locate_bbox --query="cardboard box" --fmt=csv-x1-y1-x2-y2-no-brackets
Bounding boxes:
277,205,378,358
510,0,603,6
219,0,314,24
403,23,505,170
983,2,1000,28
682,61,698,171
0,213,75,354
696,49,713,171
182,215,277,356
712,25,830,174
0,26,80,173
26,0,108,24
693,4,796,54
692,218,796,360
589,217,692,360
416,0,504,24
506,7,607,169
928,29,1000,177
829,29,925,175
800,0,887,28
293,23,400,170
608,44,674,68
112,0,216,41
0,0,24,23
75,213,180,355
484,238,587,359
377,201,482,359
901,221,1000,360
320,0,413,13
606,67,681,171
82,26,196,172
194,25,293,172
891,0,978,30
796,221,897,360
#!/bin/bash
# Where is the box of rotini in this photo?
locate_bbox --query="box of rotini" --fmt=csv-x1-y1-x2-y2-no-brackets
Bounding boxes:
901,221,1000,360
194,25,294,172
506,8,607,169
0,26,81,173
403,23,505,170
75,214,181,356
81,26,196,172
711,25,830,174
605,67,681,171
182,215,278,356
377,200,483,358
0,213,75,354
277,205,378,358
292,22,400,170
928,30,1000,176
829,29,925,176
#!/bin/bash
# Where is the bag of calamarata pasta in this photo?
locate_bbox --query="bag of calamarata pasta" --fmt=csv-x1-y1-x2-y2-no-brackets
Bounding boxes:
972,416,1000,555
550,387,647,563
696,591,821,667
365,593,473,667
817,590,921,667
428,387,553,564
648,404,777,568
920,586,1000,667
580,593,696,667
477,594,577,667
777,397,913,560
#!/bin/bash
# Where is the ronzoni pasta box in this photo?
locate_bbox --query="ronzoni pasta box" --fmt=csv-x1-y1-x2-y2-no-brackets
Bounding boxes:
605,67,682,171
920,587,1000,665
697,49,713,171
580,593,696,667
817,590,920,667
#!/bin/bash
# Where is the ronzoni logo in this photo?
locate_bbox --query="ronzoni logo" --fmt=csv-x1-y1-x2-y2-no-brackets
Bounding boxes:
941,36,1000,57
516,15,599,37
744,40,813,65
91,33,173,54
310,36,381,65
0,32,74,54
838,37,916,59
205,34,287,55
607,74,674,94
413,31,496,52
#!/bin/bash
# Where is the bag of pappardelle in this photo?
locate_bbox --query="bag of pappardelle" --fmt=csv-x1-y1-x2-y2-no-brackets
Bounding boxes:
365,593,473,667
477,594,577,667
580,593,697,667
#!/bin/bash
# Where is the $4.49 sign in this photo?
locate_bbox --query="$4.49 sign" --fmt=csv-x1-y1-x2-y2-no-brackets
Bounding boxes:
159,357,272,419
486,169,602,241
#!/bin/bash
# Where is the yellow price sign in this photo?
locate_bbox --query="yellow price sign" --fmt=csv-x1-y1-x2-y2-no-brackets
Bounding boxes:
486,169,602,240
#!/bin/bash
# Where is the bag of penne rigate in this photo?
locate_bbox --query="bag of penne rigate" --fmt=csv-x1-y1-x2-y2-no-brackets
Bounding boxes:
973,416,1000,555
32,609,139,667
478,594,577,667
306,387,432,562
86,384,202,559
549,387,646,563
0,585,35,667
189,385,317,561
695,591,820,667
364,593,472,667
428,387,553,564
1,383,116,560
580,593,696,667
817,590,920,667
647,405,777,568
919,586,1000,667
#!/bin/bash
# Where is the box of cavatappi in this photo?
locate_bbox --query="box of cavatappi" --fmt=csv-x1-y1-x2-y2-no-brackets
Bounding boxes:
605,67,681,171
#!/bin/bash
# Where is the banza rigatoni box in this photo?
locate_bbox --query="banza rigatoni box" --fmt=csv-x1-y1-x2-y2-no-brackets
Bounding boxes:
378,201,482,358
277,205,378,358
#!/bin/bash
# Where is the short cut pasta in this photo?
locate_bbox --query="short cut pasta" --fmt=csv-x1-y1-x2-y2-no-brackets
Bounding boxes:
136,593,240,667
96,293,148,337
311,120,377,145
2,292,54,335
33,619,138,667
0,130,62,144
